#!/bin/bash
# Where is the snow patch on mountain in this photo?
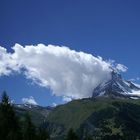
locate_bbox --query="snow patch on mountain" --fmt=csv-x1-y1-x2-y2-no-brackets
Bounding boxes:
92,71,140,99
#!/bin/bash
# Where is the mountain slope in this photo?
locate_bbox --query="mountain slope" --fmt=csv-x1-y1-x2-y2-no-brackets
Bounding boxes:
14,104,53,126
46,98,140,139
13,71,140,139
78,100,140,139
92,71,140,99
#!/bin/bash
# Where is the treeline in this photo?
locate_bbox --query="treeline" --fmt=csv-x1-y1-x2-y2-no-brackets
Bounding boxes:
0,91,50,140
0,91,94,140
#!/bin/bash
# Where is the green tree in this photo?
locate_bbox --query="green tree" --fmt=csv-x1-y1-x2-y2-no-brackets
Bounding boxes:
0,91,21,140
38,127,50,140
65,128,79,140
84,136,93,140
22,113,36,140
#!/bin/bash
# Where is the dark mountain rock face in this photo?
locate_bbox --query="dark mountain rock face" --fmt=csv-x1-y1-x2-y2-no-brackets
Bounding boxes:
92,71,140,99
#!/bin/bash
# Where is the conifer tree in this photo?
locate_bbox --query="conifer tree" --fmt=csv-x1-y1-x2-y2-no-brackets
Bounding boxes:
22,113,36,140
38,126,50,140
66,128,79,140
0,91,21,140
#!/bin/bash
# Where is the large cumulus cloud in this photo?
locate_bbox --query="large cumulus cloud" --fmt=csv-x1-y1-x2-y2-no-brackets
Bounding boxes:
0,44,113,99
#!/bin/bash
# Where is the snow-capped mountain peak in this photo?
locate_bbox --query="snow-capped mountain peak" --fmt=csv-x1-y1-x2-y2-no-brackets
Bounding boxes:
92,71,140,99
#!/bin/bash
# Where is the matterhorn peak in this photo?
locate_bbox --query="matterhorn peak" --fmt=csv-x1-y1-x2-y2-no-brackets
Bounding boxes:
92,70,140,99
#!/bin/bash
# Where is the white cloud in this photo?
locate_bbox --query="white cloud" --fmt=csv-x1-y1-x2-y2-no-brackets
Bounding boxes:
52,102,57,107
0,46,18,76
22,96,38,105
129,78,135,81
129,77,140,82
0,44,114,99
63,96,72,102
116,64,128,72
10,99,15,104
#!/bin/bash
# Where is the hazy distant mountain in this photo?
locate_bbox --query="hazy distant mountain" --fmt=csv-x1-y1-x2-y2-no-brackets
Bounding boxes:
14,103,53,126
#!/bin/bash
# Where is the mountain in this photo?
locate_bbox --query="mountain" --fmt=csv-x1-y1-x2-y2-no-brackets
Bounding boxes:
12,98,140,139
13,71,140,139
92,71,140,99
44,71,140,139
14,103,53,126
46,98,140,139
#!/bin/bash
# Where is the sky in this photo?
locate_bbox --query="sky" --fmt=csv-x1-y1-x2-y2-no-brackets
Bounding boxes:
0,0,140,106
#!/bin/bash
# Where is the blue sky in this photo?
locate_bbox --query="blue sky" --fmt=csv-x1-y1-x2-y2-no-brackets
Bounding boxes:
0,0,140,106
